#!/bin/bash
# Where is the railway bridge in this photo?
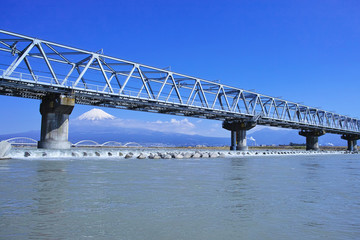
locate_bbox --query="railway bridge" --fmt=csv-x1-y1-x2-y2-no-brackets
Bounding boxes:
0,30,359,151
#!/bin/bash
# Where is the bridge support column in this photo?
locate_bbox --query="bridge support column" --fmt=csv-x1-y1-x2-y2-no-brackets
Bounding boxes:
230,130,236,150
236,129,248,151
38,94,75,149
341,134,360,152
299,129,325,151
223,120,256,151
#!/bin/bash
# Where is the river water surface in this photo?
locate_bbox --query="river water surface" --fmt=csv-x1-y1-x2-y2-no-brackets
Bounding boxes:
1,154,359,239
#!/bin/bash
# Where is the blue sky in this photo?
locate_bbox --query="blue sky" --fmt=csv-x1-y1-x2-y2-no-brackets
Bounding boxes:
0,0,359,138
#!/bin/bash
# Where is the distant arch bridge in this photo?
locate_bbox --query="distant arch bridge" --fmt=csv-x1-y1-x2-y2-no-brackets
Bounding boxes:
2,138,142,148
72,140,100,147
72,140,141,147
4,137,38,146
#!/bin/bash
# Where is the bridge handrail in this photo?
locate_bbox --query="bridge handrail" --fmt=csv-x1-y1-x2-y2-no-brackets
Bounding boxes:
2,67,358,133
1,68,222,109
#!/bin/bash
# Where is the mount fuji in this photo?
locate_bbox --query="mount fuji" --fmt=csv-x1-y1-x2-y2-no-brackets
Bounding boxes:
76,108,116,121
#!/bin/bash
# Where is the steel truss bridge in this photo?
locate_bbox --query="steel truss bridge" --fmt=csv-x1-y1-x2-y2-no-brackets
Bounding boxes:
0,29,359,150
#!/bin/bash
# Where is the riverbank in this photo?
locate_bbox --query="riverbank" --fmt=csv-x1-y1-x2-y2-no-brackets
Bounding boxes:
7,147,358,159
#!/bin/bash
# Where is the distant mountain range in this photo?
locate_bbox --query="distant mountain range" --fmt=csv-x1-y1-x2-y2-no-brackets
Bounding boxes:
0,128,228,147
0,108,346,147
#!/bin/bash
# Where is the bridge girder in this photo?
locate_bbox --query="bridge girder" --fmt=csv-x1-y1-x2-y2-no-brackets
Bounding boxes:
0,29,359,136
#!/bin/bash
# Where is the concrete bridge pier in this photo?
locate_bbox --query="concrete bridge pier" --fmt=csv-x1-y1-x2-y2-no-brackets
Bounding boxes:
299,129,325,151
38,94,75,149
235,129,249,151
341,134,360,152
230,130,237,150
223,120,256,151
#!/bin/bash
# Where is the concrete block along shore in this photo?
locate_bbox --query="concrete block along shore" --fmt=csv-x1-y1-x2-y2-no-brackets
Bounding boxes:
7,147,358,160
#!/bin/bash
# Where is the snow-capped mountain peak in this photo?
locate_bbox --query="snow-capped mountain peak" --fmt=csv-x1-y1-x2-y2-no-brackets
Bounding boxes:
77,108,116,121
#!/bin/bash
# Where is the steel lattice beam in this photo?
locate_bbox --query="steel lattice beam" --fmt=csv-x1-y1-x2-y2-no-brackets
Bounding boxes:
0,29,359,136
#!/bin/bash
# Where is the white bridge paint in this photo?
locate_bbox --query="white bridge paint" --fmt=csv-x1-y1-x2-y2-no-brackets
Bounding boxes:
0,30,358,136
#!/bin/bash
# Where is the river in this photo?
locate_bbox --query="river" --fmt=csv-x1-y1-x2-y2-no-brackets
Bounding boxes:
1,154,359,239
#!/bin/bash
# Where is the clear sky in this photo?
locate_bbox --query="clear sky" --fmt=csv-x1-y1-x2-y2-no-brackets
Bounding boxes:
0,0,359,137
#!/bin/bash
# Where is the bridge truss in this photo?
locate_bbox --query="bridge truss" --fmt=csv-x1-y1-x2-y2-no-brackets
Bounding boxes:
0,29,359,135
